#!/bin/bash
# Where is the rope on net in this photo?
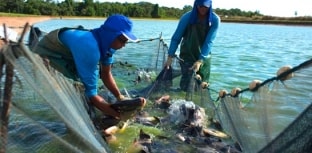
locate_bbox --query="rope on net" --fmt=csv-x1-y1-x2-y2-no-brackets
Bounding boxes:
210,58,312,153
168,50,312,153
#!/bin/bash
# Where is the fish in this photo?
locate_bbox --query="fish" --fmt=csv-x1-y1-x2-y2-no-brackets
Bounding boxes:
134,68,155,83
167,100,207,128
127,129,152,153
202,128,228,138
92,97,146,132
166,100,242,152
135,115,161,126
154,94,171,109
103,125,119,143
111,97,146,112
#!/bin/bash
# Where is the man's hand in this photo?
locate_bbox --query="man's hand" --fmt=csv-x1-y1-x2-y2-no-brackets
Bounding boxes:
117,94,132,101
117,94,125,101
191,60,203,72
89,95,121,118
164,56,173,69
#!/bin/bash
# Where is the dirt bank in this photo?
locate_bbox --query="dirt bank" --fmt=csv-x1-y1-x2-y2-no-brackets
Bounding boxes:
1,16,52,47
0,16,53,35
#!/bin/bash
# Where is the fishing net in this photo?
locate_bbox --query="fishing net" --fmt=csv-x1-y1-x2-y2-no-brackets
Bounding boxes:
2,23,311,153
108,33,182,99
0,25,109,153
1,25,187,153
111,25,312,153
137,29,312,153
212,59,312,153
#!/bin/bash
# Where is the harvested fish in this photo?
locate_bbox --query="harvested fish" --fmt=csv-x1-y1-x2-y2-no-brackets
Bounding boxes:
154,94,171,109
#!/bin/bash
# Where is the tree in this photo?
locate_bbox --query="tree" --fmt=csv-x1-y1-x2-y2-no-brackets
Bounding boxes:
0,1,272,19
151,4,160,18
4,0,25,13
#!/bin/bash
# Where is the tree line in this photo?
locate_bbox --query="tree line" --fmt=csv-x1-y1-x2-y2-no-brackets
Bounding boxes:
0,0,262,18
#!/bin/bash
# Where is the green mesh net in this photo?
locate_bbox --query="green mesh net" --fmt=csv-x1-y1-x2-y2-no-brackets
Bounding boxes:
1,41,109,152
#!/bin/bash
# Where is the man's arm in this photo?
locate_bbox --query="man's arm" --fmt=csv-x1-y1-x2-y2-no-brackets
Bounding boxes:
200,12,220,60
89,95,120,118
100,64,122,100
88,64,122,118
168,12,191,56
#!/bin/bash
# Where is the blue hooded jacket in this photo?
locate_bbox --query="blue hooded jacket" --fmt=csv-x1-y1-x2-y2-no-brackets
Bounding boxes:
168,0,220,60
59,14,137,98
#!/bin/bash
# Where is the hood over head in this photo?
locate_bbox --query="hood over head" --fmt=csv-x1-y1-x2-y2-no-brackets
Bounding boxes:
189,0,213,25
91,14,138,60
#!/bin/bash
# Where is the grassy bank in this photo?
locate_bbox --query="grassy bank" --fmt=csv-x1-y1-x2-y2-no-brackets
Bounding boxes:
0,12,44,17
221,15,312,26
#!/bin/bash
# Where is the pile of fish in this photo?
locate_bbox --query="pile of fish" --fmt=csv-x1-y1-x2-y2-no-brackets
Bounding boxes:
100,94,242,153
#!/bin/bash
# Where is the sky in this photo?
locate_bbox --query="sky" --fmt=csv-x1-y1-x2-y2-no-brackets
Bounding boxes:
100,0,312,17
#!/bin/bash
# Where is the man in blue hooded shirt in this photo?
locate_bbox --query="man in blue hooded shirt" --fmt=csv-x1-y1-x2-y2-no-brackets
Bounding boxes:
164,0,220,91
34,14,146,120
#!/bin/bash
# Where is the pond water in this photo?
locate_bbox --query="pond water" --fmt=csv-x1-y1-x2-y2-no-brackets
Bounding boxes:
33,18,312,91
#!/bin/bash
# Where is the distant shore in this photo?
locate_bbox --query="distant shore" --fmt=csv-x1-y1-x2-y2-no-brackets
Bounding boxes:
2,15,312,36
221,18,312,26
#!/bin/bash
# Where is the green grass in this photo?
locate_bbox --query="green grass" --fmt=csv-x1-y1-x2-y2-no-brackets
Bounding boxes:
0,12,43,17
